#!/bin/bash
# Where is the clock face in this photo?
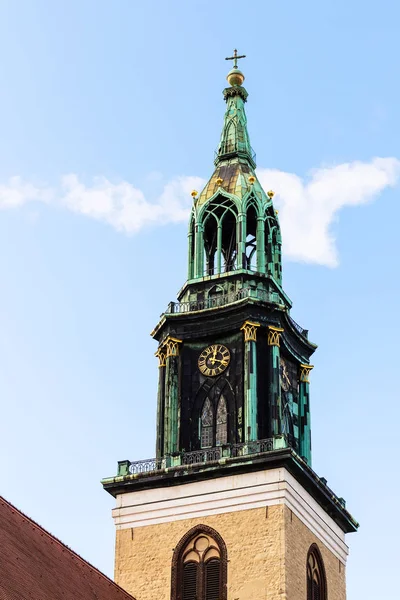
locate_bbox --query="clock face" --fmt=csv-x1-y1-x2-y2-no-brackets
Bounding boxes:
198,344,230,377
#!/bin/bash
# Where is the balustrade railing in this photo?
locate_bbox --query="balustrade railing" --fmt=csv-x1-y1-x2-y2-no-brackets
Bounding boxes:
128,457,163,474
165,292,308,339
182,447,222,465
165,288,282,315
124,438,278,476
231,438,274,457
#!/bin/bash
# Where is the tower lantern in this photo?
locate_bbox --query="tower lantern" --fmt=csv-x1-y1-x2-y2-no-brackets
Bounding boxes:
102,53,358,600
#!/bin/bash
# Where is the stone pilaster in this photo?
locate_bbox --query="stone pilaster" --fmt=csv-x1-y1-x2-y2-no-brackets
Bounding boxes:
155,347,166,458
299,364,313,465
267,326,284,436
162,337,182,455
241,321,260,442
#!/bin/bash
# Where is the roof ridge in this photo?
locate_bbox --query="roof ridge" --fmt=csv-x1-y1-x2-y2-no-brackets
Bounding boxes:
0,494,135,599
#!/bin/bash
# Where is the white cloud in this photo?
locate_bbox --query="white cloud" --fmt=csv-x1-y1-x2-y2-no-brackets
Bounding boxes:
0,158,399,267
0,176,52,208
60,174,205,233
257,157,400,266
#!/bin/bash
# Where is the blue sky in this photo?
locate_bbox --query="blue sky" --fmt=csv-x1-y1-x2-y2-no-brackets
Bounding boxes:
0,1,399,598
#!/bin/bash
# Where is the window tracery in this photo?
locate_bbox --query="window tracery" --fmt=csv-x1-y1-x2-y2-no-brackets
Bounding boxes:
307,545,327,600
171,525,227,600
201,399,214,448
216,395,228,446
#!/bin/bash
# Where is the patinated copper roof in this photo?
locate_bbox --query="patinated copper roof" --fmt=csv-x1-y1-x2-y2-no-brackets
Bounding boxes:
0,495,135,600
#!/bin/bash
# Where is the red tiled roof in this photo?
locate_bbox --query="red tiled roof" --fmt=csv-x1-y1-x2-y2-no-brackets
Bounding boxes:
0,496,135,600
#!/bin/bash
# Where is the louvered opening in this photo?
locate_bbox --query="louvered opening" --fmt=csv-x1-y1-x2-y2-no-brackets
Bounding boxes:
307,571,313,600
313,580,321,600
205,558,220,600
183,561,198,600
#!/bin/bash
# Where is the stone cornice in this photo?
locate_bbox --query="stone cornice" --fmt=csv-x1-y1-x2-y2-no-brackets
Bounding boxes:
102,448,358,535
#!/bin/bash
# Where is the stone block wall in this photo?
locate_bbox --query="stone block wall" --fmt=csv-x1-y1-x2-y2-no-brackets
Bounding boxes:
114,504,346,600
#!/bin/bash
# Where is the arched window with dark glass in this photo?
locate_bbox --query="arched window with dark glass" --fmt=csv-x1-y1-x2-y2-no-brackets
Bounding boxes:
216,395,228,446
201,197,238,276
271,227,282,284
245,202,257,271
171,525,227,600
188,214,195,280
201,398,214,448
307,544,327,600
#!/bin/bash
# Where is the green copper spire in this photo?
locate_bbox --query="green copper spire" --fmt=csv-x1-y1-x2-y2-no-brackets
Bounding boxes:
185,51,283,289
215,50,255,168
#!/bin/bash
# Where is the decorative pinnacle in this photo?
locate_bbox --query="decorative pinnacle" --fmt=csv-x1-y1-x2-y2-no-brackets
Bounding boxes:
191,190,198,198
267,190,275,198
225,48,246,86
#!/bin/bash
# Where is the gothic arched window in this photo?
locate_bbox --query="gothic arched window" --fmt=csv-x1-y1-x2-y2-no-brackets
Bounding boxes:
216,395,228,446
271,227,281,283
188,215,195,280
307,544,327,600
245,202,257,270
202,197,238,276
201,398,214,448
171,525,228,600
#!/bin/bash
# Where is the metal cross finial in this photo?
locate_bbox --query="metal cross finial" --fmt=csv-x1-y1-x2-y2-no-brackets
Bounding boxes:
225,49,246,68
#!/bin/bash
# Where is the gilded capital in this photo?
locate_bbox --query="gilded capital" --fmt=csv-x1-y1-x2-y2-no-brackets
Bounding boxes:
240,320,260,342
155,347,166,368
299,364,314,383
161,336,182,358
267,326,284,347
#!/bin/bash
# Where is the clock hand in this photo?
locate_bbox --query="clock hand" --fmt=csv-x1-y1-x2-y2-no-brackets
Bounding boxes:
211,347,217,365
214,357,228,366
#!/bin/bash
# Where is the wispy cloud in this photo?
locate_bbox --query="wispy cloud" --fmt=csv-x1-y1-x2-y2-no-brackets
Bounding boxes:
0,176,52,208
258,158,400,266
61,174,205,233
0,157,399,267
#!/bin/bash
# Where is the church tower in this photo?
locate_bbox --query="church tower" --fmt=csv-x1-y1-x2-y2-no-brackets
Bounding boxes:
102,52,358,600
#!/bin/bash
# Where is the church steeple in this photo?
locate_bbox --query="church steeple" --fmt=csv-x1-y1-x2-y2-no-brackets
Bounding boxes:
147,55,318,462
187,52,282,290
102,54,358,600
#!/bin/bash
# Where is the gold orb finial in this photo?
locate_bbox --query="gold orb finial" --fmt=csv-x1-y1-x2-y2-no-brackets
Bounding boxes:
267,190,275,198
248,176,256,185
216,177,223,186
191,190,198,198
227,68,245,87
